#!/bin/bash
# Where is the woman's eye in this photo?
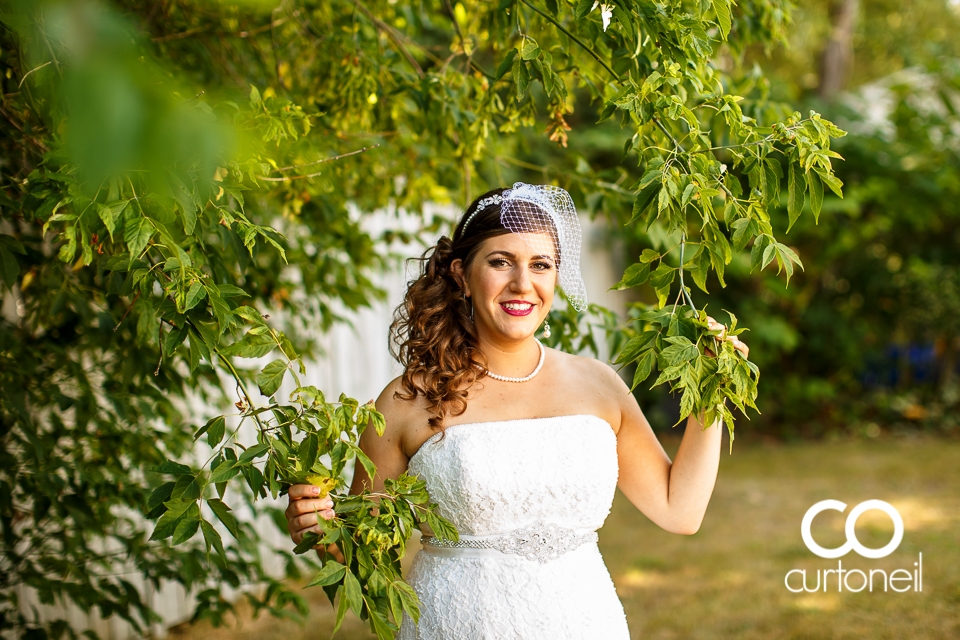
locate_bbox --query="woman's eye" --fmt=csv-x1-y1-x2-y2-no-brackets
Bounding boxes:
532,261,553,271
489,258,509,268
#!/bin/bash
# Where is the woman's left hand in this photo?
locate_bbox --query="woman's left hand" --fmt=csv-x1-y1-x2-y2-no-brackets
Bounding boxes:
704,315,749,359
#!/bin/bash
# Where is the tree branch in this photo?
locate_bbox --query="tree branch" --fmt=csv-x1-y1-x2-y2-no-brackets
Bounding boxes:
258,144,380,181
351,0,425,78
519,0,621,83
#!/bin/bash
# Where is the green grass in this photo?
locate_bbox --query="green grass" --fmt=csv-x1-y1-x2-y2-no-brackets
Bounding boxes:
171,434,960,640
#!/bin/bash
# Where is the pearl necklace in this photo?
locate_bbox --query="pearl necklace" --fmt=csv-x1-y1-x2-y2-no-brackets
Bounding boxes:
485,339,545,383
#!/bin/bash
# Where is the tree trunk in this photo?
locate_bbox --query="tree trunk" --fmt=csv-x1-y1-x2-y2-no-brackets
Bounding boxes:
818,0,859,100
938,334,958,391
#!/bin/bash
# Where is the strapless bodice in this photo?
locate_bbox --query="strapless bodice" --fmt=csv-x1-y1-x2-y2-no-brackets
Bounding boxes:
399,414,630,639
408,414,619,536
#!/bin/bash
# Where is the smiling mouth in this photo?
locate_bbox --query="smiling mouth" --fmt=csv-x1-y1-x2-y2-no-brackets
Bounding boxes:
500,302,535,316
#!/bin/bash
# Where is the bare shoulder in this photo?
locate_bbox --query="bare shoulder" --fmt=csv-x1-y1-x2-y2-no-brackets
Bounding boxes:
550,348,626,388
371,375,433,456
546,348,632,431
373,376,419,433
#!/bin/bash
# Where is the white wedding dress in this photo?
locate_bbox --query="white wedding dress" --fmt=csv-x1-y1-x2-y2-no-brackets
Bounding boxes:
398,414,630,639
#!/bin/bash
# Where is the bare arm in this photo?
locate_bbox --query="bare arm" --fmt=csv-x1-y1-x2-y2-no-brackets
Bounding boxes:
614,316,746,535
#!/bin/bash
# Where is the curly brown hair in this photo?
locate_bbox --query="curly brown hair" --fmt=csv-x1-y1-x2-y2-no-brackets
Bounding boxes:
389,187,557,431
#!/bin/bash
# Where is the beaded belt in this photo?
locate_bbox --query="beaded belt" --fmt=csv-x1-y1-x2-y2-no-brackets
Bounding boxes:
421,522,598,564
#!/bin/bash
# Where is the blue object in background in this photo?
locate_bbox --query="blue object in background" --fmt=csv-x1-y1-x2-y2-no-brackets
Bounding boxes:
860,343,943,388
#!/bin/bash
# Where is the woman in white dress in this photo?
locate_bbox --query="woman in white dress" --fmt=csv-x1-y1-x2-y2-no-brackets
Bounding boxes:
285,183,748,638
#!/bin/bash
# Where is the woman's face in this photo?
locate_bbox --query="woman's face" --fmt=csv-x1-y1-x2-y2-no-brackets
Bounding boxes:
453,232,557,344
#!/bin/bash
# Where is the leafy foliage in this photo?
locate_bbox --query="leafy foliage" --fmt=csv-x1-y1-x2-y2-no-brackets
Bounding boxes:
0,0,847,638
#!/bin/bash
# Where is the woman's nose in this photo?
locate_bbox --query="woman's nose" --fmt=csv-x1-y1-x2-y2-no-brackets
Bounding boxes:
509,265,534,292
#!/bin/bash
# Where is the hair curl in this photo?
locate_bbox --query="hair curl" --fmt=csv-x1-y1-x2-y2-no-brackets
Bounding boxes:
390,187,555,431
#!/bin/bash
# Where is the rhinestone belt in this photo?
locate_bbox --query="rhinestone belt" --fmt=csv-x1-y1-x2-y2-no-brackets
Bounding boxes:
422,522,598,564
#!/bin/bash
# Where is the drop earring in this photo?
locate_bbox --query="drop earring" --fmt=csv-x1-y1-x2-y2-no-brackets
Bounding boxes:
542,320,552,339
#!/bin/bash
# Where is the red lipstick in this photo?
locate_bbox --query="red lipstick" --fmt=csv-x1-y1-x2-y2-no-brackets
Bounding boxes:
499,300,535,317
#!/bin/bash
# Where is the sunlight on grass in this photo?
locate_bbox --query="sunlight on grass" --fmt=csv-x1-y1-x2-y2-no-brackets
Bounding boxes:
791,594,841,612
603,433,960,639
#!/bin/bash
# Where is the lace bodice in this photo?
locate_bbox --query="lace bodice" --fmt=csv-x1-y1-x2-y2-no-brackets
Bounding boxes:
398,414,630,639
408,414,618,535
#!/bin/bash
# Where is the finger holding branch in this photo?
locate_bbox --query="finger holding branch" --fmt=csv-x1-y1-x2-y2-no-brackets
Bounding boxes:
285,483,335,542
703,315,749,359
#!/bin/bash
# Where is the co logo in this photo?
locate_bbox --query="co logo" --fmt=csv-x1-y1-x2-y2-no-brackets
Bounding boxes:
801,499,904,559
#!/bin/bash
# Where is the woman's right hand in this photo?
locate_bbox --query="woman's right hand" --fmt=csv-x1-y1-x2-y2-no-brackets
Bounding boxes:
285,483,336,547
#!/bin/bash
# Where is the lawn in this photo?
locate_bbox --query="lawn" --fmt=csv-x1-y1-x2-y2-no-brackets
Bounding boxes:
171,433,960,640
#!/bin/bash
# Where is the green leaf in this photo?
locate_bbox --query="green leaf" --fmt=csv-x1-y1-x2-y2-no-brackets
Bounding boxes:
787,163,805,232
520,37,540,60
368,407,386,436
257,359,288,396
220,331,276,358
514,57,530,100
150,502,188,541
814,167,844,198
145,482,175,518
299,433,319,474
344,570,363,615
627,183,660,226
205,285,233,334
660,338,699,366
58,225,77,263
216,284,249,298
367,604,393,640
614,330,657,364
610,261,650,290
96,200,127,240
391,580,421,625
807,171,824,224
387,583,403,626
649,263,675,289
750,235,771,272
208,417,226,447
200,519,225,559
152,460,193,476
332,586,349,635
305,561,347,587
207,498,240,539
630,349,657,391
574,0,595,20
239,442,270,463
172,503,201,545
293,530,321,554
124,216,154,260
209,460,239,483
712,0,731,39
180,474,204,501
761,243,777,270
691,249,710,294
0,246,20,290
184,281,207,311
233,305,266,325
495,49,518,81
0,234,25,254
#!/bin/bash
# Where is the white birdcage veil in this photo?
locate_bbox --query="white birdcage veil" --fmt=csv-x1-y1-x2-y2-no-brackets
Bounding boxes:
461,182,587,312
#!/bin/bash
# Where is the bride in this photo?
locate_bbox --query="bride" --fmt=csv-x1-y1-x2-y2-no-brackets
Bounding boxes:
284,183,748,638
